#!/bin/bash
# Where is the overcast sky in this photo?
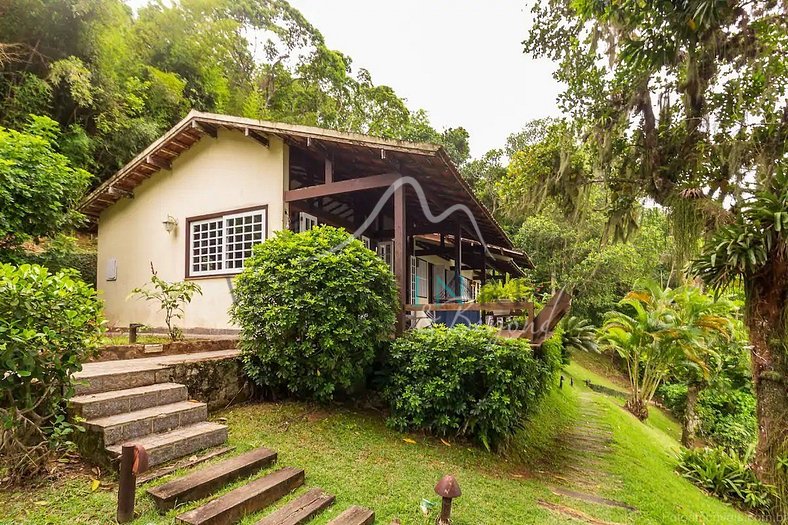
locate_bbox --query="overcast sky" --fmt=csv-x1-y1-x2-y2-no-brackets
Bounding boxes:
126,0,564,158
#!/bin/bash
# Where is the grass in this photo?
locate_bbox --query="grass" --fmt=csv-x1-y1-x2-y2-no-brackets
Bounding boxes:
0,357,763,525
100,333,171,345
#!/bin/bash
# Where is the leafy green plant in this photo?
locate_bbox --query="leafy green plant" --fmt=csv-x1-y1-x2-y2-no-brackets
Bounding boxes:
678,446,776,517
561,316,598,355
599,281,731,420
129,265,202,341
0,264,104,483
7,235,97,285
382,324,558,450
477,277,534,303
0,116,91,254
232,225,398,403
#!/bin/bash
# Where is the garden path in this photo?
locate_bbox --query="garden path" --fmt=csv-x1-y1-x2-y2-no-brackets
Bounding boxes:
538,392,635,524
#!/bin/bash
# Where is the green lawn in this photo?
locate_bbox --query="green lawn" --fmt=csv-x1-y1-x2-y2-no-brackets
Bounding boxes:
0,359,761,525
100,333,171,346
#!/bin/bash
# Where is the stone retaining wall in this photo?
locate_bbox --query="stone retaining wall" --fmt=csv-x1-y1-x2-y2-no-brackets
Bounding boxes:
168,356,252,412
92,337,239,362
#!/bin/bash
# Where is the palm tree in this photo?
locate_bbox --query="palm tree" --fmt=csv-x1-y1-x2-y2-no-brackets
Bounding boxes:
670,287,735,446
599,281,730,421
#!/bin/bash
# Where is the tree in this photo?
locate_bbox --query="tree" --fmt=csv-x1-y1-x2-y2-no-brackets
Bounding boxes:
0,0,464,185
599,282,730,421
670,287,737,447
694,174,788,497
526,0,788,504
0,116,90,254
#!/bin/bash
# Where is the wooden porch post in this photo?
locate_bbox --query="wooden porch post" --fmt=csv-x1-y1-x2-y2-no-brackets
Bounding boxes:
394,184,407,334
481,246,487,286
454,225,462,299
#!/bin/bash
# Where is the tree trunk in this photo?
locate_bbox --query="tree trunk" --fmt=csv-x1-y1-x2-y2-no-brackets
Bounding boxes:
625,397,649,421
681,383,702,448
746,275,788,522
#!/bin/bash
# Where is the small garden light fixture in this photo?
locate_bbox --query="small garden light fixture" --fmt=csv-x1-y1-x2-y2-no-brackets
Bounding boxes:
434,474,461,524
162,215,178,233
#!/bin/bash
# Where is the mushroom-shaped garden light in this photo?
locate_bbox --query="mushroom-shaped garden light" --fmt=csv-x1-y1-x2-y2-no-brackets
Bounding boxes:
434,474,461,524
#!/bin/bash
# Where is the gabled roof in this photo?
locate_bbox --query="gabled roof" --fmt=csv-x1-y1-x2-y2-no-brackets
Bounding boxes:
79,110,527,261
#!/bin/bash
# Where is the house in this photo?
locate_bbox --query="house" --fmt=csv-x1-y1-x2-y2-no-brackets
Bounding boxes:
80,111,533,333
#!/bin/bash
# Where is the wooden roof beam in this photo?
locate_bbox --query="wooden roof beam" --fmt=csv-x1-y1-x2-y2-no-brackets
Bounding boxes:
244,127,269,147
146,154,171,171
191,120,217,138
284,172,401,202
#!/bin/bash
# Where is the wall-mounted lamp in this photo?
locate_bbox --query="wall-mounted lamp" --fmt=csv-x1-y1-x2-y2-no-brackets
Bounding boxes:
163,215,178,233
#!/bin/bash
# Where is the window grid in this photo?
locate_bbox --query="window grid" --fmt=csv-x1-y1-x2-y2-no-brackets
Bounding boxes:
189,209,266,277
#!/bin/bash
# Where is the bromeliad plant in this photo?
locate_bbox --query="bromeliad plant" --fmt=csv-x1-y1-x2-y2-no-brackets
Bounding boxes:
129,264,202,341
599,281,731,421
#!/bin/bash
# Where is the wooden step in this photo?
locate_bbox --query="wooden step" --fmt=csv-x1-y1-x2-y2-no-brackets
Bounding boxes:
107,422,228,468
255,488,335,525
148,447,278,512
327,506,375,525
85,400,208,446
176,467,304,525
70,383,188,419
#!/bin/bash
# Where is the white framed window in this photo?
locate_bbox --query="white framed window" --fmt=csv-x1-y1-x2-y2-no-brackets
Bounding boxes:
361,235,371,250
299,212,318,232
187,206,267,277
377,241,393,271
409,256,429,304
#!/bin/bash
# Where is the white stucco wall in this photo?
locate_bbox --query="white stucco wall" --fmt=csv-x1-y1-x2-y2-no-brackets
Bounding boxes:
97,129,288,332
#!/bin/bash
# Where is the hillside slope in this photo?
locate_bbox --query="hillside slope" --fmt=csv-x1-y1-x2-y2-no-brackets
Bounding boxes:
0,357,760,524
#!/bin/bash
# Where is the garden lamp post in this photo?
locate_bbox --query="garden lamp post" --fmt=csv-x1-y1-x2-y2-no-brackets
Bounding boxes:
434,474,461,524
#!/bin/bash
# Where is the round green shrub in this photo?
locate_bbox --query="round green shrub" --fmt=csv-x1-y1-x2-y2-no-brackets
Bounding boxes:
382,324,559,450
231,225,398,402
0,264,104,482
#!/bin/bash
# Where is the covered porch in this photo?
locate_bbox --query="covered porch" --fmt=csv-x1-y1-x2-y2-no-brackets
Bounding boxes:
283,136,533,332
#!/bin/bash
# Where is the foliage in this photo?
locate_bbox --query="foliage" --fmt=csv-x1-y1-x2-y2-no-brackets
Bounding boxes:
561,316,598,355
497,120,590,222
678,447,777,517
526,0,788,509
6,235,97,286
0,264,104,483
382,324,559,450
0,0,466,183
232,225,398,403
476,277,534,304
659,382,758,454
0,117,91,253
512,195,672,324
692,169,788,505
599,282,731,420
129,265,202,341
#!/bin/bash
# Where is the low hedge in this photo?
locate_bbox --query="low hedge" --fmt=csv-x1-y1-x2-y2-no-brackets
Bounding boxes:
382,324,560,450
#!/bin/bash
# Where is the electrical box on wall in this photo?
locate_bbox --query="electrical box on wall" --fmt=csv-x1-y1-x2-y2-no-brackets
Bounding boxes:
106,258,117,281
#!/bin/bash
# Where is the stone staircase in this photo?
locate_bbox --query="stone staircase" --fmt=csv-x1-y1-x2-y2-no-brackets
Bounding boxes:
70,352,235,468
147,446,374,525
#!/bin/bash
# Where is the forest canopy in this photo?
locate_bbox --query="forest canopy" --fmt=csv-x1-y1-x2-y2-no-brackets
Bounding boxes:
0,0,468,184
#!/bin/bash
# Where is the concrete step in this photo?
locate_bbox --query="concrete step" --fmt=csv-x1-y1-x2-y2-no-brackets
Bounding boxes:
176,467,305,525
255,488,335,525
74,362,171,396
85,400,208,446
327,506,375,525
70,383,188,419
148,447,278,512
107,422,228,468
